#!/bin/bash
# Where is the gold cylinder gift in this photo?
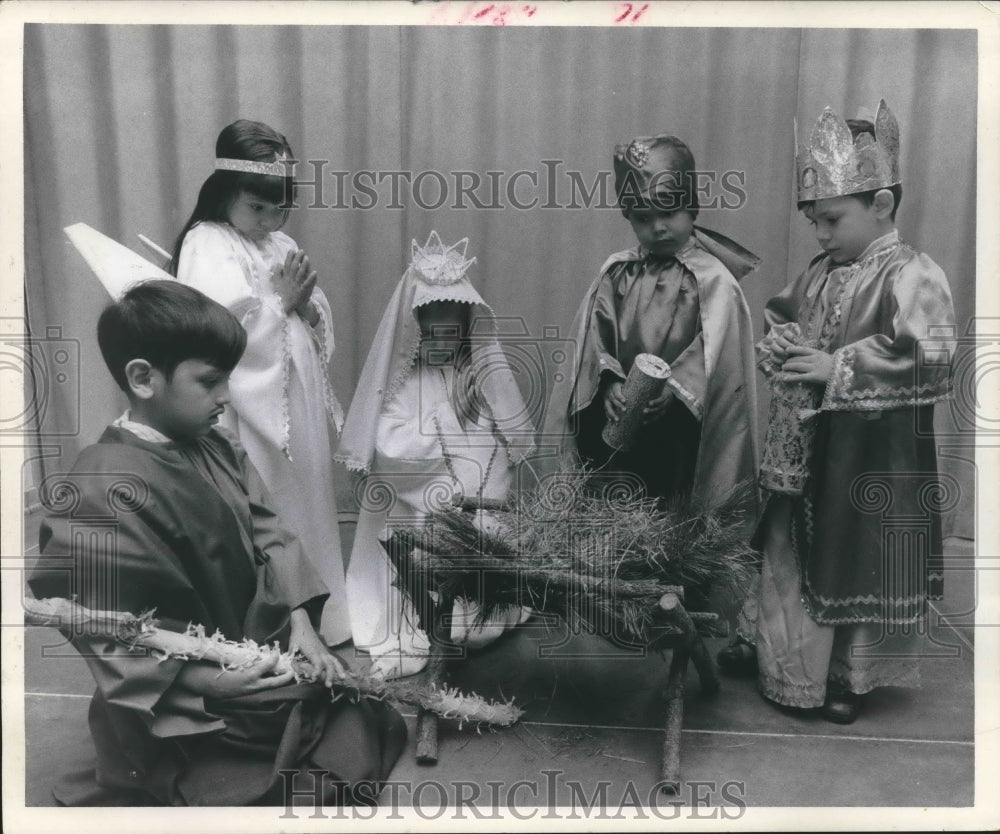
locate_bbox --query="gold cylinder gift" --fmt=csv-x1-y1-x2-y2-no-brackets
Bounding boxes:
601,353,671,452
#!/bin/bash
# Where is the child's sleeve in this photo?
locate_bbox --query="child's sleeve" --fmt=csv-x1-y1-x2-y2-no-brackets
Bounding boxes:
585,272,628,383
821,255,955,411
661,272,707,419
375,373,449,464
305,286,336,363
29,461,225,739
233,440,330,624
176,224,258,317
757,273,808,377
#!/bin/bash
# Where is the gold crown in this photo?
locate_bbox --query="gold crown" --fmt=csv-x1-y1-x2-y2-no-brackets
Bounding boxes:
215,151,295,177
409,231,477,286
796,99,900,202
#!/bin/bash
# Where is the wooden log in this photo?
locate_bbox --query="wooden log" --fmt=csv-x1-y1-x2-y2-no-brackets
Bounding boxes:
602,354,671,452
659,645,688,793
26,596,524,727
404,544,688,601
456,497,508,513
415,709,439,765
688,635,720,696
655,592,720,694
415,649,449,765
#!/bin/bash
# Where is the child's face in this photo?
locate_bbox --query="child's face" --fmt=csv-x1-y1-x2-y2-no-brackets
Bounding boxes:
227,191,289,241
148,359,231,440
627,207,695,259
803,195,884,264
417,302,468,366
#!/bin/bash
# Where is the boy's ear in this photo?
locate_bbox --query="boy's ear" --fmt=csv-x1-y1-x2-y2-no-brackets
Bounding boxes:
124,359,157,400
873,188,895,219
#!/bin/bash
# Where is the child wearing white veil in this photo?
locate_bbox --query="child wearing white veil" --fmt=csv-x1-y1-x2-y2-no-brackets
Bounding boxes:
336,233,534,679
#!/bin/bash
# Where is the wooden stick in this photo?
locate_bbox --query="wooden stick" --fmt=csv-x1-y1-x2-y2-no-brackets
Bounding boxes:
137,233,172,263
404,544,688,600
416,652,448,765
654,593,719,694
24,597,522,727
660,645,688,792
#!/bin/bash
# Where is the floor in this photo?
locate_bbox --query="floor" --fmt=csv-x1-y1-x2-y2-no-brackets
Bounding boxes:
18,512,976,814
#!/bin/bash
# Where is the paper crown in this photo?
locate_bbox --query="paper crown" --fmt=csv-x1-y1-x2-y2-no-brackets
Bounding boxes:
796,99,900,202
215,151,295,177
65,223,173,301
613,135,698,216
408,231,477,286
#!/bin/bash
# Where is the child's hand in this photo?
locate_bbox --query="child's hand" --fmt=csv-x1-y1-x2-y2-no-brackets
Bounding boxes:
178,652,295,699
273,249,318,317
642,386,675,424
289,608,347,688
781,345,834,384
764,331,796,363
603,380,627,423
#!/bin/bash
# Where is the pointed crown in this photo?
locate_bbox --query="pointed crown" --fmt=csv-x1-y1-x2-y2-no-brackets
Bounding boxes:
408,231,477,286
796,99,900,202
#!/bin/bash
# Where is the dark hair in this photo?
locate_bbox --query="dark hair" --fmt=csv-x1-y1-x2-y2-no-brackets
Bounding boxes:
797,119,902,221
98,280,247,392
170,120,296,272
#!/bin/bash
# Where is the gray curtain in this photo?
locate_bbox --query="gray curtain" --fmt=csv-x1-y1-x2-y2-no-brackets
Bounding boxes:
23,25,976,537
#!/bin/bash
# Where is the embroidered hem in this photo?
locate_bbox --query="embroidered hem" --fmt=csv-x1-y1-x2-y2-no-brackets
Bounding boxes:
791,494,937,626
828,658,920,694
758,673,826,709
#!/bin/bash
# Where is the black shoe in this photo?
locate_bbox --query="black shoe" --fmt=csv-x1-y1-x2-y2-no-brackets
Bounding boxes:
716,638,758,676
822,689,863,724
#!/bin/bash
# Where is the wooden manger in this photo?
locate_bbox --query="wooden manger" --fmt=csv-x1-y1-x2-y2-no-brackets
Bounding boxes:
383,477,756,790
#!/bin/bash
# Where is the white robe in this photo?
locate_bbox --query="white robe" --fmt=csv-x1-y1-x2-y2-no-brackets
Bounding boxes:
177,221,350,645
347,364,527,679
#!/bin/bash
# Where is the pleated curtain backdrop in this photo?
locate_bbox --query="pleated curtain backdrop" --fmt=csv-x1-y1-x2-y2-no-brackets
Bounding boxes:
23,25,977,537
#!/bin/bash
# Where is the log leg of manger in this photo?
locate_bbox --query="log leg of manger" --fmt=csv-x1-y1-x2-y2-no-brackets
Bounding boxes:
688,634,720,696
657,591,720,695
415,707,439,765
415,644,449,764
660,643,689,793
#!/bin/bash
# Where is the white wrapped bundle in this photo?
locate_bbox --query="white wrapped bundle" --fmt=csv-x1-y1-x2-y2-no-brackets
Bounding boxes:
601,353,671,452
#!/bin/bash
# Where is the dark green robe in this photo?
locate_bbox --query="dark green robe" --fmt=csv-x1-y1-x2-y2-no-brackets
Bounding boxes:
29,425,406,806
